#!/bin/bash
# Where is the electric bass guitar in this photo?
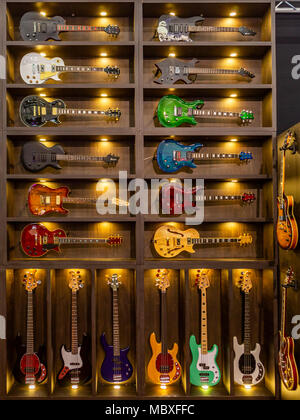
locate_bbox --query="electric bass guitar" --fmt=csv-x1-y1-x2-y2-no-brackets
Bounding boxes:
27,183,128,216
161,184,256,215
278,267,299,391
147,269,181,385
153,225,252,258
190,269,221,387
20,95,121,127
276,131,298,250
156,15,256,42
233,271,265,387
20,11,120,41
13,270,47,386
20,52,120,84
21,141,119,172
157,95,254,128
154,58,255,84
100,274,134,384
156,139,252,173
57,270,91,387
20,223,123,257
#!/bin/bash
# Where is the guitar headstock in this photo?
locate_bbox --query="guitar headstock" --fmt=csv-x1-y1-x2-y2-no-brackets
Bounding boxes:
105,108,121,121
103,153,120,165
283,266,297,289
106,234,123,246
104,25,120,37
238,68,255,79
155,269,170,293
106,273,121,291
194,269,210,290
241,193,256,204
239,151,253,161
238,26,256,37
68,270,84,292
281,130,297,154
23,270,41,292
238,233,253,246
239,110,254,124
237,271,253,294
104,66,120,78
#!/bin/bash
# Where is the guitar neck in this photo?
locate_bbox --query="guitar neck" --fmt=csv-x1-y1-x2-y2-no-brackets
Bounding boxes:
188,67,239,75
191,109,240,119
56,154,106,162
56,65,105,73
71,290,78,355
55,108,110,116
188,151,239,160
161,291,168,356
112,289,121,357
191,237,242,245
279,150,286,200
281,286,287,337
195,194,243,202
58,237,108,245
244,293,251,355
189,25,240,33
26,291,34,354
57,24,107,32
200,288,208,354
63,196,98,204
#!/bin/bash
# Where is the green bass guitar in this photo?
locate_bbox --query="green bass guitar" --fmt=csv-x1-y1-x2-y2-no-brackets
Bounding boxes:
157,95,254,128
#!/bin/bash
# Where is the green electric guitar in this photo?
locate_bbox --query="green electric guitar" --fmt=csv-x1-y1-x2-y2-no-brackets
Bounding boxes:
189,269,221,388
157,95,254,128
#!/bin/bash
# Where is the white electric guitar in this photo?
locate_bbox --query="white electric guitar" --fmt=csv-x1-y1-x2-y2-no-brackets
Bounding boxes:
20,52,120,84
233,271,265,387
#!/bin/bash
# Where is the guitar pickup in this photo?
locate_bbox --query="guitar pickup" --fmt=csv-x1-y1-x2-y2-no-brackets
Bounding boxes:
242,375,253,384
173,106,182,117
55,196,61,205
159,375,170,383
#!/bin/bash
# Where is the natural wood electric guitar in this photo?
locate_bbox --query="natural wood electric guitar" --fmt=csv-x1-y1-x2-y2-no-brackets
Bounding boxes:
153,225,252,258
278,267,299,391
13,270,47,386
147,269,181,385
276,130,298,250
57,271,91,387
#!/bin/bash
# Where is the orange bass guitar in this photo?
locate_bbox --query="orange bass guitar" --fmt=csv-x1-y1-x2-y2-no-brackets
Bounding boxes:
276,131,298,250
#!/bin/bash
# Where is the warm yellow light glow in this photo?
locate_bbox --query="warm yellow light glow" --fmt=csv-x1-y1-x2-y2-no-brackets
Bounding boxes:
160,385,167,390
230,53,238,57
169,12,176,16
40,11,46,17
39,138,47,142
230,93,238,98
29,384,36,390
100,11,107,16
231,179,238,183
230,138,238,142
40,93,46,97
101,93,108,97
101,138,108,142
114,385,121,389
170,179,177,183
230,12,237,17
202,385,209,390
71,385,78,390
100,52,108,57
169,53,176,58
39,179,48,182
244,385,252,390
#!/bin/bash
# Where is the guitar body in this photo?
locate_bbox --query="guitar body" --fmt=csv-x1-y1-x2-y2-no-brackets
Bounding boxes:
276,194,298,250
233,337,265,386
147,332,181,385
156,139,203,172
153,225,199,258
157,15,205,42
154,58,198,84
20,95,66,128
189,335,220,387
28,184,70,216
21,141,66,172
20,223,66,257
20,12,65,41
57,334,91,386
278,332,299,391
13,334,47,385
161,185,200,215
20,52,65,84
157,95,204,127
100,333,133,384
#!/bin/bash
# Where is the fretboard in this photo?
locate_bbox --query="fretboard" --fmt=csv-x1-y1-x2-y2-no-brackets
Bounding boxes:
58,237,107,245
56,66,105,73
161,291,168,357
200,288,208,354
279,150,286,201
189,25,240,33
191,109,240,119
112,290,120,357
71,291,78,355
194,194,242,202
63,196,98,204
57,24,106,32
54,108,109,116
26,291,34,354
244,293,251,355
56,154,106,162
190,237,241,245
188,152,239,160
281,287,287,337
188,67,239,75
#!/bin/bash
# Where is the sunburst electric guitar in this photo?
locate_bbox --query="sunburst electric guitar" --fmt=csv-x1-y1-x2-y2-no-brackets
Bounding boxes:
276,131,298,250
147,269,181,386
278,267,299,391
233,271,265,387
189,269,221,387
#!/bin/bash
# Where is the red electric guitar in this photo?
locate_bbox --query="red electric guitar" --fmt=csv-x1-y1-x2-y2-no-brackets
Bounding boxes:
278,267,299,391
20,223,123,257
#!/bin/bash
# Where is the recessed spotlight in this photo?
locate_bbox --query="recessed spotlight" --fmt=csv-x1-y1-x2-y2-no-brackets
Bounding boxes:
114,385,120,389
39,138,47,142
230,93,238,98
230,53,238,58
160,385,167,390
40,93,46,97
230,12,237,17
230,138,238,142
40,53,46,57
28,385,36,390
101,93,108,97
40,11,46,17
100,11,107,16
170,12,176,16
71,385,78,390
100,52,107,57
169,53,176,58
101,138,108,142
202,385,209,390
231,179,238,183
244,385,251,390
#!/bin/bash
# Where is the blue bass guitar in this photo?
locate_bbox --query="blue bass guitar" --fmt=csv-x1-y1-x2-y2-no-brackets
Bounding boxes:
156,139,252,173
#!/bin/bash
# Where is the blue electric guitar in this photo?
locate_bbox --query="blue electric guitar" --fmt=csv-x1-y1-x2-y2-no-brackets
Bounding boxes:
156,139,253,173
100,274,134,384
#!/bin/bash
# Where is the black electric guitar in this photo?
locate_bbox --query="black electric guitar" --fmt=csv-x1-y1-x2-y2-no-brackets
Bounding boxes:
156,15,256,42
20,12,120,41
154,58,255,84
19,95,121,127
21,141,119,172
